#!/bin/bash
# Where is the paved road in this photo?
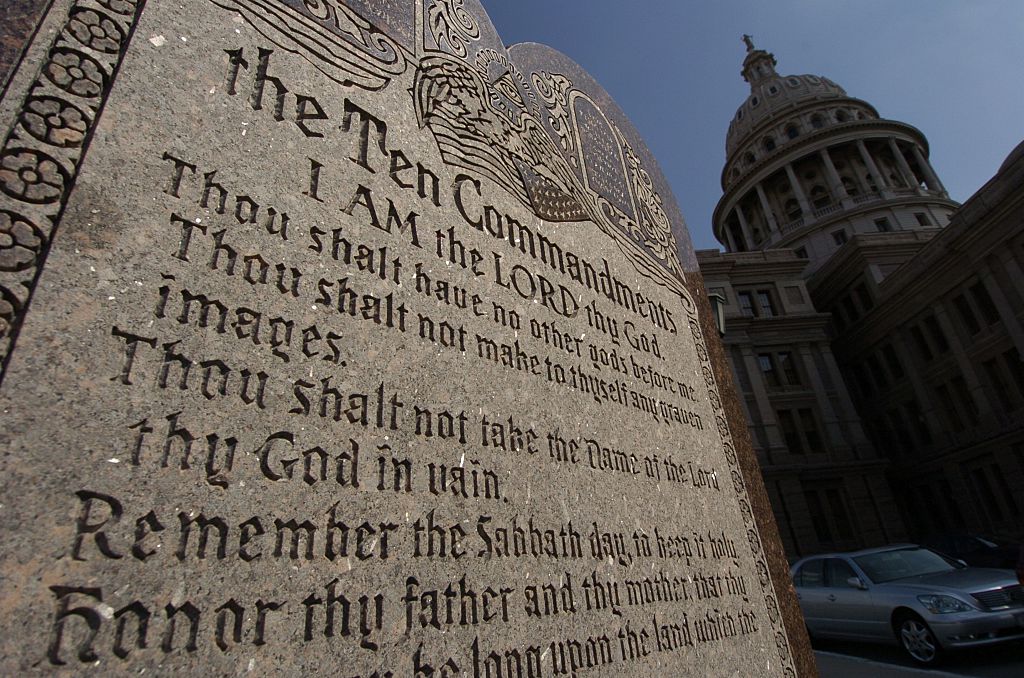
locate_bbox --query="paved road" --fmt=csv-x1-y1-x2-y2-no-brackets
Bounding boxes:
814,638,1024,677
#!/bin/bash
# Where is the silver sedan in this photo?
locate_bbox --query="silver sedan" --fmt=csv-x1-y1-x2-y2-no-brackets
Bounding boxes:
791,544,1024,665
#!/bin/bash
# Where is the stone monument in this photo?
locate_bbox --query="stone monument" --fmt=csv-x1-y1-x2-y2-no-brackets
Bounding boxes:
0,1,812,674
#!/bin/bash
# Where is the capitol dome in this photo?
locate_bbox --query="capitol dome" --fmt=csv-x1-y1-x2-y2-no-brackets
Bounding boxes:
712,37,957,272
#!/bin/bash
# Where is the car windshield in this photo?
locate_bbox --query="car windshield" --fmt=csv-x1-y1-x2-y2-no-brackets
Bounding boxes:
853,548,957,583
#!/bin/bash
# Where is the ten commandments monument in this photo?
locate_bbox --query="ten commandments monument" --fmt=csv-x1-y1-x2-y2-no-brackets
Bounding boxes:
0,1,811,674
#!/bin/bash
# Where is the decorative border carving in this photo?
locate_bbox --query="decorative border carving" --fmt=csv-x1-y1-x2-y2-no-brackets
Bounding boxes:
688,312,797,675
0,0,145,384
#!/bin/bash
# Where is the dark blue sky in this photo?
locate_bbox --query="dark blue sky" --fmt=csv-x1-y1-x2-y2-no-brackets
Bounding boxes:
481,1,1024,251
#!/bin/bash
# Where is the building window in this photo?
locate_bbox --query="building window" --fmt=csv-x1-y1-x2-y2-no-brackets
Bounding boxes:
737,291,755,317
874,217,892,232
744,152,755,165
882,344,905,378
811,185,830,208
970,282,1001,326
832,229,848,246
778,407,823,452
935,383,963,430
982,358,1013,412
915,212,931,226
778,409,803,453
763,136,776,152
866,355,888,389
803,491,833,543
784,199,802,220
759,350,802,389
923,315,949,353
905,399,932,445
757,289,777,317
1004,348,1024,400
779,351,801,385
952,294,981,335
799,408,822,450
910,325,934,362
811,114,824,129
840,176,859,196
836,109,850,122
854,283,874,311
951,375,979,424
758,353,780,387
786,124,799,139
795,247,808,259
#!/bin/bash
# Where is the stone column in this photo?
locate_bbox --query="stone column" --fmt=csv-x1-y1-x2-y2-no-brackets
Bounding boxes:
739,347,786,455
754,183,779,232
734,204,756,247
819,147,850,204
933,303,998,425
784,163,811,217
888,137,920,191
819,349,872,452
980,264,1024,351
721,223,738,252
856,139,887,192
910,144,946,194
892,333,944,441
796,343,844,450
996,251,1024,336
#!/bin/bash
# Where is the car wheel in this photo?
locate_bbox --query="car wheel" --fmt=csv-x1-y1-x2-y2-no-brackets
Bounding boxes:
896,613,942,665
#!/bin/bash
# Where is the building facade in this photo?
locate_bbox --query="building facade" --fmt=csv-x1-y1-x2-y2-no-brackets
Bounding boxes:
698,40,1024,560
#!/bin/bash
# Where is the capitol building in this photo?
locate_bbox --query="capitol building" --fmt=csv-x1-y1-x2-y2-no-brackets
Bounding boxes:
698,39,1024,559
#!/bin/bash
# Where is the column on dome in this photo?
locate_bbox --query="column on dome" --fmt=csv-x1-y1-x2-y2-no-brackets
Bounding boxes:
856,139,887,193
720,221,738,252
784,163,811,219
888,137,921,191
754,183,779,232
909,144,946,194
819,147,850,205
741,202,765,248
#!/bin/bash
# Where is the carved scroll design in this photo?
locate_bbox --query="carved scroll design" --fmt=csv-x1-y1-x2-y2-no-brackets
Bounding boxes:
207,0,408,90
426,0,479,58
0,0,145,383
532,70,578,168
687,313,797,677
413,53,692,306
620,137,683,279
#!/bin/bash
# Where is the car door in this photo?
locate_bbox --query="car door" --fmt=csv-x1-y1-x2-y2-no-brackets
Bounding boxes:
822,558,884,639
793,558,830,636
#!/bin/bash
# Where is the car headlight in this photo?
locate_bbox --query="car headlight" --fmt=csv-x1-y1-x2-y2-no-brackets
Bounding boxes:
917,594,974,614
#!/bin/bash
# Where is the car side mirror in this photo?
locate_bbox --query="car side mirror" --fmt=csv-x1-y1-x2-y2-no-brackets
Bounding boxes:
847,576,867,590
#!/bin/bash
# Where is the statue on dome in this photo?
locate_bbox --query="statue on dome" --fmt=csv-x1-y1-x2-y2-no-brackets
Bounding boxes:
742,34,755,52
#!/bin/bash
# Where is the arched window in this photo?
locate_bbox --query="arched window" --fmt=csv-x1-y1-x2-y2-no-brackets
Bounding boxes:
811,114,825,129
786,124,799,140
810,185,830,209
864,173,877,192
784,199,802,221
763,136,776,152
744,151,756,165
836,109,850,123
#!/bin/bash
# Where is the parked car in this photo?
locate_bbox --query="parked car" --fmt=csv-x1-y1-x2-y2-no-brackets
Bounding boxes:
791,544,1024,665
921,534,1021,569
